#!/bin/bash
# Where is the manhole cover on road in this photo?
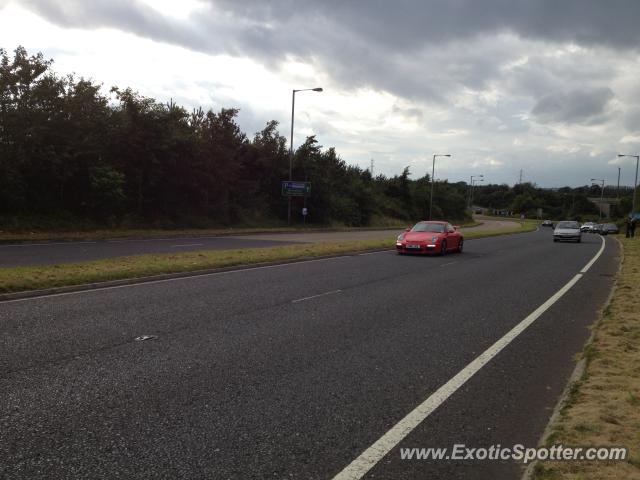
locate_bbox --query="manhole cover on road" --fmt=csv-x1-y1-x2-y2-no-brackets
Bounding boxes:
134,335,158,342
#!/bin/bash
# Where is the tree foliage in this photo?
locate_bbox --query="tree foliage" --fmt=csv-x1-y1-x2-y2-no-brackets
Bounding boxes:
0,47,472,228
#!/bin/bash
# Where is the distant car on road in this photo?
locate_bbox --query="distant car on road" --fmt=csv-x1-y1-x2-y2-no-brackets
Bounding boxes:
396,221,463,255
553,221,582,243
580,222,595,232
541,219,554,227
602,223,619,234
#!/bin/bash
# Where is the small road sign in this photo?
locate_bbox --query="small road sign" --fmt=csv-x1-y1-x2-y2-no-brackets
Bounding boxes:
282,181,311,196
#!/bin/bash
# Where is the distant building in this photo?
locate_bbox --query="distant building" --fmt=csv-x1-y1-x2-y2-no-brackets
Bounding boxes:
587,197,620,218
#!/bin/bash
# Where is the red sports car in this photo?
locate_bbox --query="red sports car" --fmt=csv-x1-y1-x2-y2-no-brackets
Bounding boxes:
396,221,464,255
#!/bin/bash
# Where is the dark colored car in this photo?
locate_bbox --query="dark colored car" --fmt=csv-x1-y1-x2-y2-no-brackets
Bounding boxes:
396,221,464,255
602,223,619,234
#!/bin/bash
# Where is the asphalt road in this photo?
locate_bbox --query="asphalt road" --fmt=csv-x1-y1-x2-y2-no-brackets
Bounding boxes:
0,219,518,268
0,229,619,479
0,236,306,268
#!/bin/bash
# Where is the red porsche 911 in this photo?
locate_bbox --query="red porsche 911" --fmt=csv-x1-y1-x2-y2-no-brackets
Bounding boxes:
396,221,463,255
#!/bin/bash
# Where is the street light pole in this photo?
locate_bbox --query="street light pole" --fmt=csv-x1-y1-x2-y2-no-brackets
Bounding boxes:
471,177,484,211
288,87,323,225
618,154,639,216
591,178,605,220
469,174,483,210
429,154,451,220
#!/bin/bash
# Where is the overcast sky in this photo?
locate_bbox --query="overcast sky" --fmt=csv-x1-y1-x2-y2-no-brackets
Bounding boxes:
2,0,640,187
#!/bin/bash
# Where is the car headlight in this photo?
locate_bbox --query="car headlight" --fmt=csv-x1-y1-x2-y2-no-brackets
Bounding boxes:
397,233,405,241
431,236,438,242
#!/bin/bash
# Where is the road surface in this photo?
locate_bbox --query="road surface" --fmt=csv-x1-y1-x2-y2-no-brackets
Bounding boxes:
0,228,617,479
0,219,519,268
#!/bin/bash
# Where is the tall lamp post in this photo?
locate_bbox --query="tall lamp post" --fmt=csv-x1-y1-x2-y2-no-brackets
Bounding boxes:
471,177,484,211
468,174,484,210
618,154,639,216
429,154,451,220
288,87,323,225
591,178,605,220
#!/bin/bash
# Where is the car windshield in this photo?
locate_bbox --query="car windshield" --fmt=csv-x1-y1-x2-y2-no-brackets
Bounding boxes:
411,222,445,233
557,221,579,229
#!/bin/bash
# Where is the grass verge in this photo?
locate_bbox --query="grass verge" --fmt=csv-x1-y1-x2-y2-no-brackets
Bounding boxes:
0,222,534,295
532,236,640,480
0,219,482,243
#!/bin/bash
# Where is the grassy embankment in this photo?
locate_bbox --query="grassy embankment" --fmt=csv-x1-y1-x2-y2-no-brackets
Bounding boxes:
532,236,640,479
0,221,532,294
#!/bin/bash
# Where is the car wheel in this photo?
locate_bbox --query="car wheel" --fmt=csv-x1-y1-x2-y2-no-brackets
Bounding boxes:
440,240,447,255
577,238,581,243
553,238,558,242
457,239,464,253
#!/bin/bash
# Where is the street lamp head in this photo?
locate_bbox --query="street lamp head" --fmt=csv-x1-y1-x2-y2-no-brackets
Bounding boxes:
312,87,323,92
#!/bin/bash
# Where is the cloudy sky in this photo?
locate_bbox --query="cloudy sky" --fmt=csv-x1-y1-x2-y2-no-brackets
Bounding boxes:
2,0,640,187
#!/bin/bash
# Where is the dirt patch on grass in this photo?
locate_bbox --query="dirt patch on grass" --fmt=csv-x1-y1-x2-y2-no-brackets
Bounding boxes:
532,237,640,479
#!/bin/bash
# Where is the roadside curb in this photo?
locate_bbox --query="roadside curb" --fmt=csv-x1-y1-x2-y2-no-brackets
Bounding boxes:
0,247,394,302
520,236,623,480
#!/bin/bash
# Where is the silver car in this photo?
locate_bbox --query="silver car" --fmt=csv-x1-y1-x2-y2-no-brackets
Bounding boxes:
580,221,595,232
553,220,582,243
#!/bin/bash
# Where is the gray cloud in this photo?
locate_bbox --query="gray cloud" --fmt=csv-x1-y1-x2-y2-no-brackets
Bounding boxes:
623,107,640,132
6,0,640,186
18,0,208,49
392,104,423,121
531,88,614,124
12,0,640,103
209,0,640,52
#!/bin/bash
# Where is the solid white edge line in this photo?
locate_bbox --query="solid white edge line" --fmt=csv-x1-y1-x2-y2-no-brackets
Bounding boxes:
0,241,98,248
358,250,394,256
580,234,606,273
331,235,606,480
291,289,342,303
440,261,457,267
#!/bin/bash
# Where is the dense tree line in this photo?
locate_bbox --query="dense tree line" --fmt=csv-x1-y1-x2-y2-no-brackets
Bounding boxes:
473,182,636,220
2,47,632,230
0,47,470,229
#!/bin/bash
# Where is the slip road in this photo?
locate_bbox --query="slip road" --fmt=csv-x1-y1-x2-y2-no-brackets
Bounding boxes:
0,228,618,479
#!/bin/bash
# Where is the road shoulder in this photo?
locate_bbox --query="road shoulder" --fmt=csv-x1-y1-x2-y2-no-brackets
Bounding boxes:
531,236,640,479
